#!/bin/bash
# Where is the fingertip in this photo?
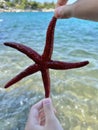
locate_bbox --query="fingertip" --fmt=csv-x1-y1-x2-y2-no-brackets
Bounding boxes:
43,98,51,105
55,5,73,19
54,6,63,18
43,98,53,114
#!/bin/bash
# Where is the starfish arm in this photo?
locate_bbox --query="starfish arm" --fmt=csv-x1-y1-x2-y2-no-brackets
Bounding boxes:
41,69,50,98
48,60,89,70
4,64,40,88
42,16,57,61
4,42,41,64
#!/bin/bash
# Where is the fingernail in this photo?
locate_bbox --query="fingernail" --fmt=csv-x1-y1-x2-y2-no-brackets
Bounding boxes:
43,98,51,105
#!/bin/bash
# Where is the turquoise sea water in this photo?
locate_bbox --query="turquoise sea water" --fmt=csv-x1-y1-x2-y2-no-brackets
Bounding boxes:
0,12,98,130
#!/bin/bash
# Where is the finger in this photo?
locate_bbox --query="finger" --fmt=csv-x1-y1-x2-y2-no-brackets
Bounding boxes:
33,100,43,110
39,105,56,126
56,0,68,7
55,4,74,18
43,98,55,123
39,108,45,125
28,100,43,125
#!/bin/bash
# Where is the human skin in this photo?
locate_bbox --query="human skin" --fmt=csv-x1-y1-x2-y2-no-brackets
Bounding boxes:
55,0,98,21
25,98,63,130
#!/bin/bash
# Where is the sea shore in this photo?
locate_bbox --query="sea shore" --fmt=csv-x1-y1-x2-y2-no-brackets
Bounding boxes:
0,8,54,12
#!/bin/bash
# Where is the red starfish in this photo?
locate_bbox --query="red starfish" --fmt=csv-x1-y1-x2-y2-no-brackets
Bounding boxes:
4,16,89,98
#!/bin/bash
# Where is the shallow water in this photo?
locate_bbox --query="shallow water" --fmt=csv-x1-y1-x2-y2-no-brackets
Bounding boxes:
0,12,98,130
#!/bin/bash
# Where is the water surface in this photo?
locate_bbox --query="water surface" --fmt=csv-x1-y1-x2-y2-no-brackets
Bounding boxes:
0,12,98,130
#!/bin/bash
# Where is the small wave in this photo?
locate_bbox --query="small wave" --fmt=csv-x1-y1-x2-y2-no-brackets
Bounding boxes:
69,49,92,57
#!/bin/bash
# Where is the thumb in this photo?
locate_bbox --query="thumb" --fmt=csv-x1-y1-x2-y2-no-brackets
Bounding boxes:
43,98,55,123
55,4,75,18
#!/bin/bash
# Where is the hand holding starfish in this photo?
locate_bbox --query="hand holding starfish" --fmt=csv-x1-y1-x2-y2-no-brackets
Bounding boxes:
4,16,89,98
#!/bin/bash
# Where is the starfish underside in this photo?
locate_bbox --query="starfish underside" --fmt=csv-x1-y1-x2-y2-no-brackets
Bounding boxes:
4,16,89,98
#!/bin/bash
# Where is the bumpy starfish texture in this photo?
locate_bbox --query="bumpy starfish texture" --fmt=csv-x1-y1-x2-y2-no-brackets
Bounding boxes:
4,16,89,98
